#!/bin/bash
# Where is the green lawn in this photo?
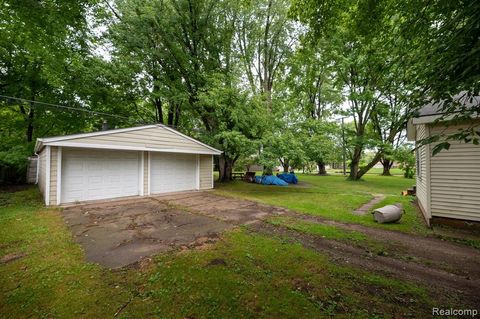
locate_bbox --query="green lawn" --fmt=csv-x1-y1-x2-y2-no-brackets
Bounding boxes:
327,168,404,175
364,168,404,176
214,174,427,235
1,187,438,318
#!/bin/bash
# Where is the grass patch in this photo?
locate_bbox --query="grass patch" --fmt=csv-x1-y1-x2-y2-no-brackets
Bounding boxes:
1,187,439,318
267,216,367,242
0,187,140,318
266,216,386,254
214,174,428,235
128,230,434,318
364,168,405,176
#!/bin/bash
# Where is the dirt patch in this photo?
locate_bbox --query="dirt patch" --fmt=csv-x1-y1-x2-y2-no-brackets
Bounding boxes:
0,252,26,264
288,213,480,280
248,222,480,308
432,217,480,231
207,258,227,266
0,184,32,193
62,197,232,268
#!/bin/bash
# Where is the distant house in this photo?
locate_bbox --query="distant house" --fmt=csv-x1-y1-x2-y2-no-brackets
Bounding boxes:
372,161,399,169
407,94,480,225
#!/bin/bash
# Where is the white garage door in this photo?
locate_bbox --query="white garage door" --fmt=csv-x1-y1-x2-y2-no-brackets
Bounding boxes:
61,148,140,203
150,152,197,194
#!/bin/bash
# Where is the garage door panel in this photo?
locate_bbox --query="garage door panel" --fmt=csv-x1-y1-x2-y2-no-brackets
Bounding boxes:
62,148,140,203
151,153,197,194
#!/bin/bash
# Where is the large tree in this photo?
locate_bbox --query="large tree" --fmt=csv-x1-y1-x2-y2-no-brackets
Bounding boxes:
235,0,295,109
398,0,480,102
0,0,98,141
0,0,124,181
262,128,306,173
303,120,340,175
397,0,480,152
371,80,411,176
292,0,375,179
108,0,192,126
291,0,416,180
109,0,269,181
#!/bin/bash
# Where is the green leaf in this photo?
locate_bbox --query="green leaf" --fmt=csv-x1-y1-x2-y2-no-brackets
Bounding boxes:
431,142,450,156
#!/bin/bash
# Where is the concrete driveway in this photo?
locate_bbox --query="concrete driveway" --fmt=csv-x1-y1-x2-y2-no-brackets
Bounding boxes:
152,191,288,224
62,191,284,268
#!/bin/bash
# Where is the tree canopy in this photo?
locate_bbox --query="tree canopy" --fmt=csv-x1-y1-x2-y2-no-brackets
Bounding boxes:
1,0,478,183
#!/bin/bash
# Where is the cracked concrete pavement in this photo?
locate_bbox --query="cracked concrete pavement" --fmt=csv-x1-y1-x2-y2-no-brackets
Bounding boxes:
62,191,284,268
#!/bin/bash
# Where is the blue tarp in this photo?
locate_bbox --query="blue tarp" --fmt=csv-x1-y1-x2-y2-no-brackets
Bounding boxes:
277,173,298,184
254,175,288,186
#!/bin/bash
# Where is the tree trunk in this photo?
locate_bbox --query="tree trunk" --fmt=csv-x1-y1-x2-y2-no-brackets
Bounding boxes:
317,161,326,175
19,101,35,142
153,97,163,124
354,151,383,180
381,158,393,176
349,161,359,180
167,104,174,126
348,145,363,180
26,120,33,142
282,163,289,173
218,153,234,182
174,104,181,127
167,102,181,127
152,77,164,124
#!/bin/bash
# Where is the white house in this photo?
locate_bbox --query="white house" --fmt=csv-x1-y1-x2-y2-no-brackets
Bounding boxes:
34,124,222,206
407,94,480,225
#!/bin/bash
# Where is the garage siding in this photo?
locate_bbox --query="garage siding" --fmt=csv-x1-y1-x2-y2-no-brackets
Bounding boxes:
429,121,480,221
49,147,58,205
199,155,213,189
144,151,148,194
38,148,47,198
65,127,209,153
415,124,430,220
37,125,220,205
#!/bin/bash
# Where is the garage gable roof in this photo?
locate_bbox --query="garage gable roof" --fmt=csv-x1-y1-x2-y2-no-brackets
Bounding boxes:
35,124,222,155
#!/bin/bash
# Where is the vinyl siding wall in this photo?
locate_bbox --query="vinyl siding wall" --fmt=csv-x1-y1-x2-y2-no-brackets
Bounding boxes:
199,155,213,189
64,127,210,153
429,121,480,221
49,147,58,206
415,124,430,220
38,146,58,206
144,151,149,194
38,149,47,198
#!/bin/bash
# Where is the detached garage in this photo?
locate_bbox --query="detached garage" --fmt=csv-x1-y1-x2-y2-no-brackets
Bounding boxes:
34,124,222,206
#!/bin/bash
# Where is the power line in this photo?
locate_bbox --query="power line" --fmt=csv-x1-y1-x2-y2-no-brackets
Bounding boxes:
0,94,134,122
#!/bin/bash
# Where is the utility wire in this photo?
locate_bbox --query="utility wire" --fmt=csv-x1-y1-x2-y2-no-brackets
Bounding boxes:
0,94,134,122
